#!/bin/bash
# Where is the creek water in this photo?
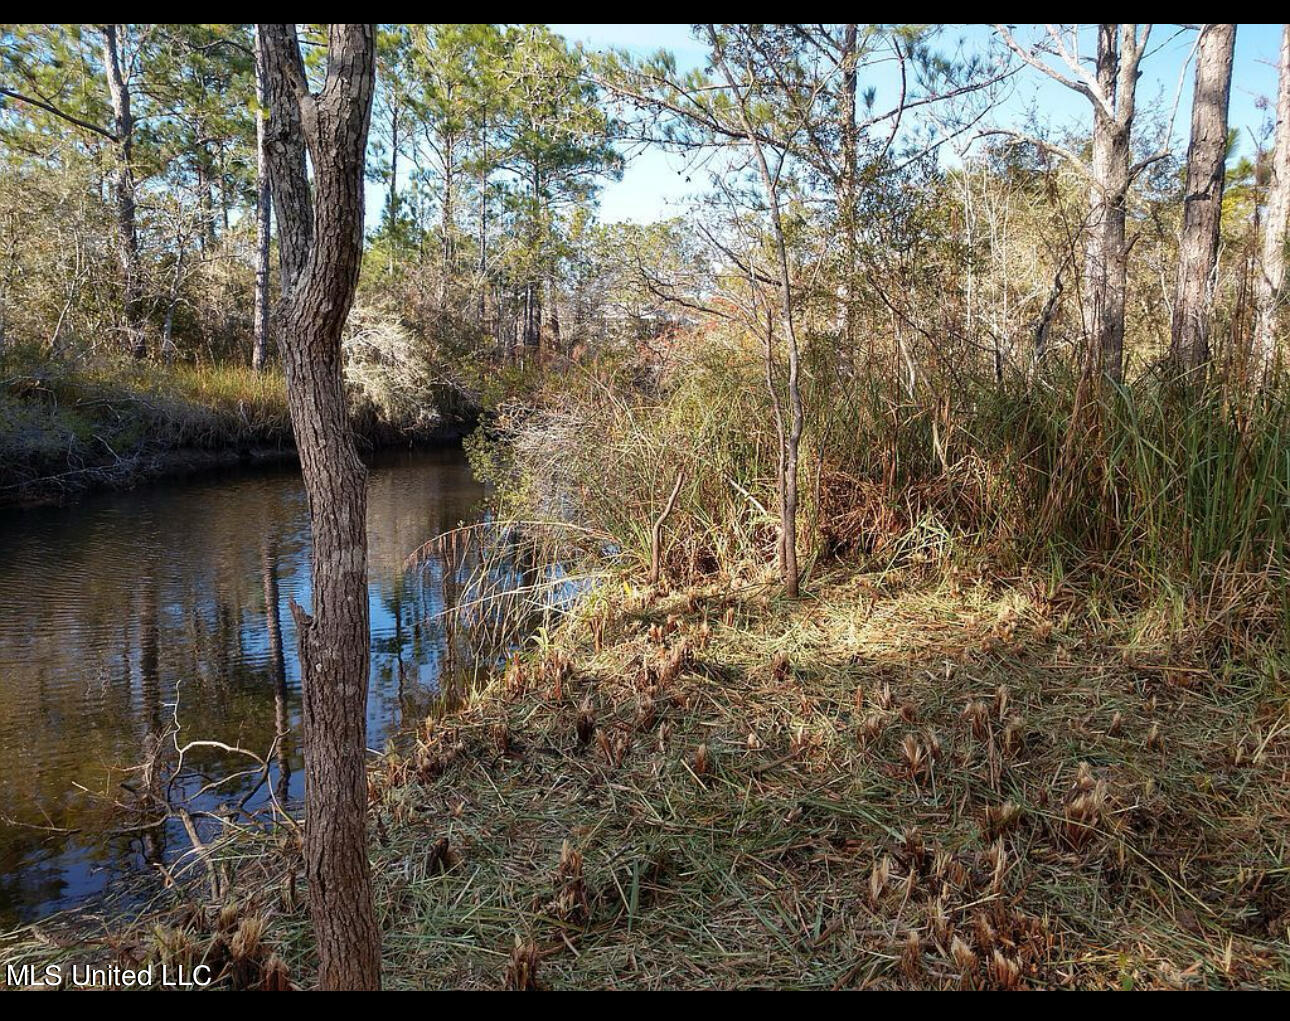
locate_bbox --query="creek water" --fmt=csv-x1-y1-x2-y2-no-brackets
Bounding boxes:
0,446,489,926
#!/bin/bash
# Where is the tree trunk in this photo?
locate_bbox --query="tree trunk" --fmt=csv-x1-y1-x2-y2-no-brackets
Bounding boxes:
1255,24,1290,377
196,148,216,251
711,29,804,597
477,112,489,332
839,24,859,363
441,79,455,271
252,29,273,373
524,282,541,349
388,102,399,226
257,23,381,991
219,146,231,233
1172,24,1236,375
1084,27,1127,383
102,25,145,359
1033,265,1065,367
441,124,455,303
547,271,562,353
524,164,542,350
1083,25,1144,384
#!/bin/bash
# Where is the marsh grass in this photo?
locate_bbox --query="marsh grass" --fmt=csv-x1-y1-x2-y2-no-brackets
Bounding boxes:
0,350,295,502
0,348,472,504
472,347,1289,621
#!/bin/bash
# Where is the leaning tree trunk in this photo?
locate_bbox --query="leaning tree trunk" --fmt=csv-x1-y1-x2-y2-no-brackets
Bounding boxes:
257,23,381,991
251,28,272,373
1255,25,1290,377
1172,24,1236,375
102,25,145,359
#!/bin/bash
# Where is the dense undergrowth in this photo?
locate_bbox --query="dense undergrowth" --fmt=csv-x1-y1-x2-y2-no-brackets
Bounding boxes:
471,337,1289,612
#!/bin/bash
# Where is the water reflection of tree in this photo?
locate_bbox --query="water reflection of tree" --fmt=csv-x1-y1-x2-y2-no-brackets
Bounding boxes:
260,538,292,807
0,453,490,923
137,570,166,866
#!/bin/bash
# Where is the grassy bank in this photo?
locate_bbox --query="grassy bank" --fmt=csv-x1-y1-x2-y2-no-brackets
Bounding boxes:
5,564,1287,989
0,351,473,506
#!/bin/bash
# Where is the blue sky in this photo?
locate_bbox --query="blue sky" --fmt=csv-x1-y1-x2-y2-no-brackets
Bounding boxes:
550,23,1287,224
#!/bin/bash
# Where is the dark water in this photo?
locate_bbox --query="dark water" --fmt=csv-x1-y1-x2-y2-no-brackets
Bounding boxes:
0,447,488,926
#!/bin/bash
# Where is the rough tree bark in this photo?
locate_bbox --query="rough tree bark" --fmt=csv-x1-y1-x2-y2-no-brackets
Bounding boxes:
102,25,145,359
1172,24,1236,375
257,23,381,991
251,27,273,373
1084,25,1147,384
995,24,1150,384
1255,25,1290,377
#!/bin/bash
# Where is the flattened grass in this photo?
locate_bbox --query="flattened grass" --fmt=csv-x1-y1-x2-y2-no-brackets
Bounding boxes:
126,566,1286,990
5,565,1286,989
368,573,1287,989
